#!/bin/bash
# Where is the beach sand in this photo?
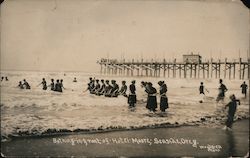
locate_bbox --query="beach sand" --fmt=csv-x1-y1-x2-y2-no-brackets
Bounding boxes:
1,119,249,157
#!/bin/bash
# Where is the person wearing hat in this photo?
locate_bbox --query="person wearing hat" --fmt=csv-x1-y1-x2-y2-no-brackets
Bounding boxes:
104,80,113,97
158,81,168,112
216,79,228,102
110,80,119,97
145,82,157,112
224,94,240,130
128,80,136,108
119,81,127,97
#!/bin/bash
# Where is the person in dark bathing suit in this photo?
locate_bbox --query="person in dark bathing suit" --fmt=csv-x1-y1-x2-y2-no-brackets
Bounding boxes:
145,82,157,112
96,79,106,95
216,79,228,102
18,81,24,89
119,81,127,97
23,79,31,89
158,81,168,112
199,82,205,95
111,80,119,97
60,79,65,92
128,80,136,108
48,79,55,91
104,80,113,97
55,79,62,92
224,94,240,130
93,79,100,94
240,81,248,98
38,78,47,90
87,77,95,94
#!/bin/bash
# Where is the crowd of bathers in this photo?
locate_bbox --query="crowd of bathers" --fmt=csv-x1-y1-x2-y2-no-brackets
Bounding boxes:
87,77,169,112
1,75,249,130
17,78,66,92
87,77,248,112
1,75,248,114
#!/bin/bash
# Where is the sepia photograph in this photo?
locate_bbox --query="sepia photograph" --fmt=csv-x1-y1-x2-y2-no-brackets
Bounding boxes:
0,0,249,157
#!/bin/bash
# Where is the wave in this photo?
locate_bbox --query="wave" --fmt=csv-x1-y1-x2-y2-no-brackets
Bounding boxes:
1,109,249,142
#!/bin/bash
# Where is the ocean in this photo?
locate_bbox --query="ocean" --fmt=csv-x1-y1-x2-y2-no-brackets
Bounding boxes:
0,71,249,141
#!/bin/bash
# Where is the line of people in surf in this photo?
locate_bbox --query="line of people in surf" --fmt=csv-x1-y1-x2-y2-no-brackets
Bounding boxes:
86,77,169,112
86,77,127,97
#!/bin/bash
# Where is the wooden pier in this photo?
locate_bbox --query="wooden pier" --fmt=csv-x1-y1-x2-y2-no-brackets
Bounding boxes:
97,58,250,80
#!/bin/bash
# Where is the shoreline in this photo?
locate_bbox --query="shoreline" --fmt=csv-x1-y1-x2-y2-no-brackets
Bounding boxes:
1,119,249,157
2,117,249,142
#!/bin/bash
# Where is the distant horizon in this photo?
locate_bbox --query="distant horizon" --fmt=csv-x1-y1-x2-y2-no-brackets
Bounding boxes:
1,54,249,72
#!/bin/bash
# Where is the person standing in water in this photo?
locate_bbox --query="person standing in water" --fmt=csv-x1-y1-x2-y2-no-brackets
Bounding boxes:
145,82,157,112
5,77,8,81
38,78,47,90
128,80,136,108
97,79,106,95
199,82,205,95
240,81,248,98
73,77,77,82
93,79,100,94
87,77,95,94
223,94,240,130
18,81,24,89
55,79,62,92
48,79,55,91
199,82,209,95
119,81,127,97
60,79,65,92
111,80,119,97
158,81,168,112
216,79,228,102
104,80,113,97
23,79,31,89
1,77,4,81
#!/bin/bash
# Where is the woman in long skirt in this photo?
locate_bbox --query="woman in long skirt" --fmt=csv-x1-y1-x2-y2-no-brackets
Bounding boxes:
128,80,136,108
158,81,168,112
145,82,157,112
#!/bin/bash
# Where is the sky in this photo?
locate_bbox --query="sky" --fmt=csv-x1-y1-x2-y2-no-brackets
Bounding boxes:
0,0,249,72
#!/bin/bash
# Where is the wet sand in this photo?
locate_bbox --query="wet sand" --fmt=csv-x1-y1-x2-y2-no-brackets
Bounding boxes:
1,119,249,157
